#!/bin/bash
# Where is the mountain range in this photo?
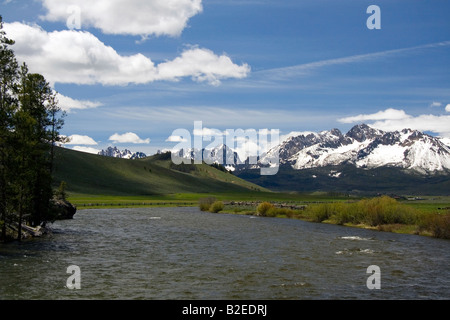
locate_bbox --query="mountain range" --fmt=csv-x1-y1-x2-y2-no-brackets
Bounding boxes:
93,124,450,194
257,124,450,174
98,146,147,160
172,124,450,175
235,124,450,194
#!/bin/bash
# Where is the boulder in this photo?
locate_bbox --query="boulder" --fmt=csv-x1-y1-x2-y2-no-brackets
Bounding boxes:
51,198,77,220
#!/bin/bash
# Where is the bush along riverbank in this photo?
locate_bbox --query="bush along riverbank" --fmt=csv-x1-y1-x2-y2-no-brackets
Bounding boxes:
199,196,450,239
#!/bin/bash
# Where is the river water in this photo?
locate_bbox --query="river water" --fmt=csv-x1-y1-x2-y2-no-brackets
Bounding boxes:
0,207,449,300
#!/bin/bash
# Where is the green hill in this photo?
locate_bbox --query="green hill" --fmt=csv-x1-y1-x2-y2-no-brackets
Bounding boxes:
52,147,268,196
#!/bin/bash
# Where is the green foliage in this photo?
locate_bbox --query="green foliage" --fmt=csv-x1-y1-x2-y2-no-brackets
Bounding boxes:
209,201,224,213
266,207,295,218
306,203,333,222
199,197,216,211
304,196,420,226
257,202,275,216
55,181,67,201
0,17,65,241
419,212,450,239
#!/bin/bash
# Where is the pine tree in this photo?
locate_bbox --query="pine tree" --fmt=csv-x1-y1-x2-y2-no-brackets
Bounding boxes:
0,15,18,241
0,16,66,241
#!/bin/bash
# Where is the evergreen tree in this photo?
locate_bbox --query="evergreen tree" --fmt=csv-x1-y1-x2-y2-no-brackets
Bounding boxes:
0,15,18,241
0,16,66,241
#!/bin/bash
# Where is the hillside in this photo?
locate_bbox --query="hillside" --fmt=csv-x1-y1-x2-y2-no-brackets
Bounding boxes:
236,164,450,196
52,147,268,196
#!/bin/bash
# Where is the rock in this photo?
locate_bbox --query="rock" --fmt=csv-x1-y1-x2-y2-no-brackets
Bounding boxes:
51,198,77,220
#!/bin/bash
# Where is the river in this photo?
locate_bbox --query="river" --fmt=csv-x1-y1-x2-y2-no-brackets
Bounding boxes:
0,207,449,300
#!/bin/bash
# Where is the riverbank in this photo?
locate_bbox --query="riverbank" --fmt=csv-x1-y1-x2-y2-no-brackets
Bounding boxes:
68,193,450,239
1,198,77,243
2,224,52,242
206,197,450,240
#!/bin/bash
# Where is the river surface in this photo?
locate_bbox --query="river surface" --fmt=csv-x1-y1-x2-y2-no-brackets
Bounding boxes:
1,207,449,300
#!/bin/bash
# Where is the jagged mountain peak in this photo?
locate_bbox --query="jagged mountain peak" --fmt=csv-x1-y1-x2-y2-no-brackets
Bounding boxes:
177,144,242,166
346,123,384,142
256,124,450,174
98,146,147,159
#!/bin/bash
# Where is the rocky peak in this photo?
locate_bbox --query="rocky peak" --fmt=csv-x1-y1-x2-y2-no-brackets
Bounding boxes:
98,146,147,159
346,124,384,142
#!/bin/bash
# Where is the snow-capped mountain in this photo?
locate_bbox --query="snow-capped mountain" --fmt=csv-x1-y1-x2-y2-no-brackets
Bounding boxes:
174,144,242,170
98,146,147,159
258,124,450,174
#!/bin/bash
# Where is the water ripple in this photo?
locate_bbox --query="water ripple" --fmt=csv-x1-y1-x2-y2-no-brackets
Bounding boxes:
1,207,449,300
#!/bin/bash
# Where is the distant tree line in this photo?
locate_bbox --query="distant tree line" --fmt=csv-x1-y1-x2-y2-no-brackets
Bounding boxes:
0,16,66,241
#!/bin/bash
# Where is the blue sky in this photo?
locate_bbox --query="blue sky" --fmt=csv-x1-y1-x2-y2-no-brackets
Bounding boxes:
2,0,450,155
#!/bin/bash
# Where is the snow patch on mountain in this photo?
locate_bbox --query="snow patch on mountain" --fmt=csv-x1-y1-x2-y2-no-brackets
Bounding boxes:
98,146,147,159
261,124,450,174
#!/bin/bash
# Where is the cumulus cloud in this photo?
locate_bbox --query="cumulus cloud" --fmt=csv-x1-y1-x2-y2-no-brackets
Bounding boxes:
109,132,150,144
56,93,102,111
71,146,101,154
338,108,410,124
193,127,226,137
157,47,250,86
166,135,188,142
4,22,250,86
339,108,450,138
65,134,98,145
40,0,203,38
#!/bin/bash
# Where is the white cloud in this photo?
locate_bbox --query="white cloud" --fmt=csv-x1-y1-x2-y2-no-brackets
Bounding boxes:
71,146,101,154
339,108,450,138
193,127,226,136
4,22,250,86
65,134,98,145
371,115,450,137
338,108,410,124
56,93,102,111
40,0,203,38
157,47,250,86
446,104,450,112
166,135,187,142
109,132,150,144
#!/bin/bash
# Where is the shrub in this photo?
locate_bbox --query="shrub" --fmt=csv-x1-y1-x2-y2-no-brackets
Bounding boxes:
419,213,450,239
257,202,275,216
358,196,420,226
334,209,352,225
305,203,333,222
209,201,224,213
265,207,278,217
198,197,216,211
302,196,420,226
